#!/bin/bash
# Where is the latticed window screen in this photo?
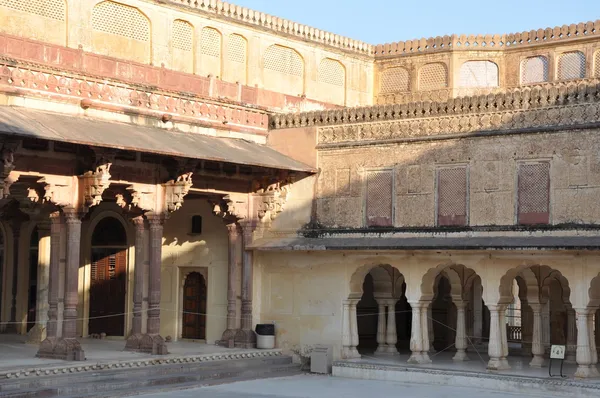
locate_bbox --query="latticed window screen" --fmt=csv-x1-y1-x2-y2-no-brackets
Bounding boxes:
228,34,247,63
458,61,499,88
437,167,468,226
419,63,448,91
172,19,193,51
380,67,410,93
557,51,586,81
91,1,150,42
318,58,345,87
365,170,393,227
264,45,304,77
201,27,221,57
520,56,549,84
0,0,65,20
594,51,600,78
517,162,550,224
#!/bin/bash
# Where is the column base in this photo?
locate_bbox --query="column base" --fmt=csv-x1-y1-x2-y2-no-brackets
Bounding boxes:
407,352,432,364
126,333,168,355
529,354,545,368
574,365,598,378
487,357,511,370
452,350,470,361
25,324,47,344
37,337,85,361
384,345,399,355
216,329,239,348
234,329,256,349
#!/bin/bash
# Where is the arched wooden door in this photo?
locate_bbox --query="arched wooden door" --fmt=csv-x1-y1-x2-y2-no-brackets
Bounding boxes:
89,217,127,336
182,272,207,340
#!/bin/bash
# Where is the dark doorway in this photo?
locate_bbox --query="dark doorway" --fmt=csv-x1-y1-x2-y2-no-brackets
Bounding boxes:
27,227,39,332
182,272,207,340
89,217,127,336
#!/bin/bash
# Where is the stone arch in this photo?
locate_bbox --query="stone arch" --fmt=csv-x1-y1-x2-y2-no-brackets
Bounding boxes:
458,60,499,88
587,273,600,308
0,0,67,45
520,55,550,84
418,62,448,91
349,263,403,299
227,33,248,84
557,51,586,81
420,263,478,302
497,264,561,305
200,26,222,77
90,1,152,63
317,58,346,105
172,19,194,74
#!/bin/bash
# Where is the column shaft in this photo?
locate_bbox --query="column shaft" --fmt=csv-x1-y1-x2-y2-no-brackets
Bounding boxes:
7,221,20,333
342,301,352,358
26,223,50,343
235,222,256,348
530,304,544,367
219,223,239,347
125,216,146,351
349,300,360,358
487,305,509,370
375,300,387,353
566,307,577,362
588,311,600,377
385,299,398,354
453,302,469,361
62,209,80,339
574,309,593,378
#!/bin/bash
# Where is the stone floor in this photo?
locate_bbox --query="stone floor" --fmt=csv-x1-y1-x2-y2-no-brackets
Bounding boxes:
135,374,564,398
350,349,600,383
0,334,257,372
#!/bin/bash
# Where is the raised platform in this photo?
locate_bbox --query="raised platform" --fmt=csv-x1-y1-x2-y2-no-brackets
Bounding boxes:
333,352,600,398
0,334,281,380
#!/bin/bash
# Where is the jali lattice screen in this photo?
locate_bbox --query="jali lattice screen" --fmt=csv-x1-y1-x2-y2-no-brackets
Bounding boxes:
365,170,393,227
517,162,550,224
437,167,468,226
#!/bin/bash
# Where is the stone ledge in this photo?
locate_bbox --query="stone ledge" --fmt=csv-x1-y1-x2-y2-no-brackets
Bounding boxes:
0,349,282,380
333,361,600,396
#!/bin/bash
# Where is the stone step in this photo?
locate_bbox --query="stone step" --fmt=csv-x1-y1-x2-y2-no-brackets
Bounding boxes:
0,356,299,398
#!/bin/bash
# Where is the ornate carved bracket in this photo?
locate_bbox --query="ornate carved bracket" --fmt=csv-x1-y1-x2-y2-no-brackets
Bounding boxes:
38,176,74,208
211,193,248,222
126,184,157,212
80,163,111,209
1,140,20,198
164,172,192,213
253,182,289,222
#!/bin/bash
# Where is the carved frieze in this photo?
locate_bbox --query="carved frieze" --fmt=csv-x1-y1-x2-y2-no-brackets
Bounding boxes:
212,193,248,222
254,183,289,222
127,184,157,212
38,176,73,208
0,140,19,198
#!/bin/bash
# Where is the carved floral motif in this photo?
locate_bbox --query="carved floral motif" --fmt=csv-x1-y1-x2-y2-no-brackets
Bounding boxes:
80,163,112,209
164,172,193,213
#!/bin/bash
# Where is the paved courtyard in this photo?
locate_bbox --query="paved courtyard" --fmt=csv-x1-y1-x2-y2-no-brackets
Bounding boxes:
138,374,563,398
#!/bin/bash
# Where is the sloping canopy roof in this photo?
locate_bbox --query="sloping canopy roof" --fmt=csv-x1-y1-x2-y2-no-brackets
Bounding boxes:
0,106,314,172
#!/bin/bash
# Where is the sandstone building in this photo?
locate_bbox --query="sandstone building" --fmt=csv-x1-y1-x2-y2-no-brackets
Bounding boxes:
0,0,600,379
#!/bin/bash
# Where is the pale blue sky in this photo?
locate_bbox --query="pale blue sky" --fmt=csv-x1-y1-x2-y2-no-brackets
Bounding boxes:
231,0,598,44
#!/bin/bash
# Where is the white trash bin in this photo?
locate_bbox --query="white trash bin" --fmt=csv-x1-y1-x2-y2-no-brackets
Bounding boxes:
256,334,275,349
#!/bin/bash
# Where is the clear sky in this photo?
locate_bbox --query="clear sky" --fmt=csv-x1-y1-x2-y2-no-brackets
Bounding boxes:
231,0,598,44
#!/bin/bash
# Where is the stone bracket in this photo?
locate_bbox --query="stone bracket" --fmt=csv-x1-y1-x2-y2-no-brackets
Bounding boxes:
79,163,111,210
164,172,193,213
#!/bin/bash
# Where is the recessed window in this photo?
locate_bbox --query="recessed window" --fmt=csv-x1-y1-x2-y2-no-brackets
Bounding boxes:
191,215,202,234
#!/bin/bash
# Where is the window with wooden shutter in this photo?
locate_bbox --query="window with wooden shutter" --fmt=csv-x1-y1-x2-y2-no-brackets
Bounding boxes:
517,162,550,225
365,170,394,227
437,166,468,226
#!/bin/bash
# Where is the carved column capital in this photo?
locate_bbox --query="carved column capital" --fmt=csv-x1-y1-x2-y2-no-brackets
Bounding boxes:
131,215,146,230
62,206,83,224
146,212,166,229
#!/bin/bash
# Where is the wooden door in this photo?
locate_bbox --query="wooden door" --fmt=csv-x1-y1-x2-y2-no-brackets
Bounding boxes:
89,248,126,336
182,272,207,340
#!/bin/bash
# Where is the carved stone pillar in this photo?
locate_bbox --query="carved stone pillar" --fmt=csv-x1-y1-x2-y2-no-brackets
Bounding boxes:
235,222,256,348
6,220,21,333
541,301,550,354
487,305,510,370
36,212,61,358
141,213,168,355
427,304,435,352
499,304,510,369
473,279,483,344
125,216,146,351
385,299,399,355
521,300,533,357
421,301,432,362
574,308,594,378
219,223,240,348
529,303,544,368
51,207,84,361
375,299,387,354
26,222,51,343
349,299,360,358
566,307,577,363
342,300,352,358
408,302,431,364
588,310,600,377
595,309,600,358
453,301,469,361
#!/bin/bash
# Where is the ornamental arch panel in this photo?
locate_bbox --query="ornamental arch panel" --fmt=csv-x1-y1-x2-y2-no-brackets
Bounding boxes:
557,51,586,81
90,1,151,63
380,67,410,94
172,19,194,74
594,50,600,78
0,0,66,45
418,63,448,91
458,60,499,88
200,27,222,77
226,33,248,84
317,58,346,105
262,45,304,96
520,55,549,85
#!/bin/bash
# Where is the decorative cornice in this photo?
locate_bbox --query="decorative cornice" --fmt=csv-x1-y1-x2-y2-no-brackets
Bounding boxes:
161,0,372,56
374,20,600,57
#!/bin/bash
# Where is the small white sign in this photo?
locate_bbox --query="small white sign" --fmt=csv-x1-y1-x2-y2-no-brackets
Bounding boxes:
550,345,566,360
